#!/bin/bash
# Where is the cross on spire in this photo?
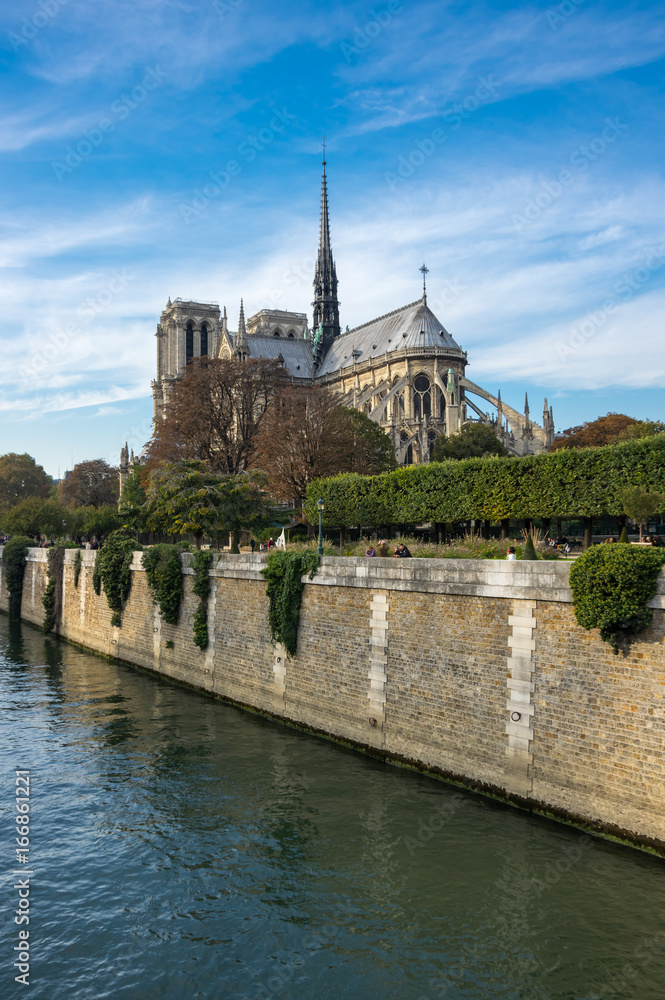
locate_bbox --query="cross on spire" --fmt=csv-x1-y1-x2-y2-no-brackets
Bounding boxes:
322,135,326,165
420,263,429,300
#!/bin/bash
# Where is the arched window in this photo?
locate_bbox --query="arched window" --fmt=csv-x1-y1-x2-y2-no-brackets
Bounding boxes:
287,329,295,339
273,329,281,338
200,322,208,357
428,431,437,459
186,322,194,363
413,373,431,420
400,431,413,465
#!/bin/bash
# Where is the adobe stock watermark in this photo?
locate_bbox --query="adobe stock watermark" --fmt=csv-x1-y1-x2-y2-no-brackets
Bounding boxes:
512,117,628,232
212,0,245,20
556,245,665,360
178,107,296,222
545,0,587,31
19,269,134,384
8,0,69,53
340,0,403,62
51,67,167,181
385,76,500,191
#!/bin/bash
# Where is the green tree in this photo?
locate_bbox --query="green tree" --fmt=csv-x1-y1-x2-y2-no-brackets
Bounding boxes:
118,469,148,532
0,453,52,512
82,504,122,541
330,407,398,474
617,420,665,442
619,486,665,542
1,497,66,538
145,461,271,551
432,423,508,461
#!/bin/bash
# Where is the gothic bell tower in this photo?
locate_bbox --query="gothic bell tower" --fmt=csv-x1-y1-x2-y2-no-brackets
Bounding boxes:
312,140,340,362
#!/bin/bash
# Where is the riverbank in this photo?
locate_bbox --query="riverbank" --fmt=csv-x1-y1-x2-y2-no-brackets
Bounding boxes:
1,547,664,853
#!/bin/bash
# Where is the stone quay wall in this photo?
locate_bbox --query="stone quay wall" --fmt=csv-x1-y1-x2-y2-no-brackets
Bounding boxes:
1,548,664,850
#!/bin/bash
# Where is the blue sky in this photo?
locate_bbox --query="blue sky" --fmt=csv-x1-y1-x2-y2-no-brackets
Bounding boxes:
1,0,664,477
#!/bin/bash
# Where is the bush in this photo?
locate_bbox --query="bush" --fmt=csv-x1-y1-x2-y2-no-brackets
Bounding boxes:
521,534,538,560
570,545,665,653
191,549,213,649
261,551,319,657
2,536,32,620
142,544,183,625
93,530,141,627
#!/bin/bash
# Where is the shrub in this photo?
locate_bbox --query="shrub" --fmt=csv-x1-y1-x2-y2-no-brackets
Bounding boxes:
191,550,213,649
2,536,32,620
570,545,665,653
521,534,538,560
261,551,319,657
93,530,141,628
142,544,183,626
618,526,629,544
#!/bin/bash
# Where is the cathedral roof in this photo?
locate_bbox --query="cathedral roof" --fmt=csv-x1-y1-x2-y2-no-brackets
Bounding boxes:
244,335,315,380
317,296,463,377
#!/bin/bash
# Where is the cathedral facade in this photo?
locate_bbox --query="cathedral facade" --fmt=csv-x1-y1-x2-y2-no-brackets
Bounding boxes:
149,157,554,469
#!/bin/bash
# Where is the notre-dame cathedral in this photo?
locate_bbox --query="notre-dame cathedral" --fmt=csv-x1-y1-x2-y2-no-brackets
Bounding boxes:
145,155,554,472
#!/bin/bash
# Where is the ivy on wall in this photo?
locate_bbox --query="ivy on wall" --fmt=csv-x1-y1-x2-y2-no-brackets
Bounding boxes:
261,551,319,657
42,543,76,634
570,546,665,653
73,549,82,589
2,536,32,621
142,544,183,626
191,550,213,649
304,435,665,527
93,531,141,628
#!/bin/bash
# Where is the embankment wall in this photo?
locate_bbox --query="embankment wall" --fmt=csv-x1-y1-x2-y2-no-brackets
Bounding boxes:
1,549,664,850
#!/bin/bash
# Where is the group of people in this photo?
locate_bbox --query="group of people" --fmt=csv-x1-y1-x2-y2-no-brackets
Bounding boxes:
365,542,412,558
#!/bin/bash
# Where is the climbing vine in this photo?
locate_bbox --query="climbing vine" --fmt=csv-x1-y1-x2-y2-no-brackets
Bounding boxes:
73,549,82,588
93,530,141,628
570,545,665,653
261,550,319,657
42,544,76,634
142,544,183,626
2,536,32,621
191,550,213,649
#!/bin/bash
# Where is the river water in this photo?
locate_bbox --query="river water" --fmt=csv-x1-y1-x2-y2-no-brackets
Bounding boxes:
2,615,664,1000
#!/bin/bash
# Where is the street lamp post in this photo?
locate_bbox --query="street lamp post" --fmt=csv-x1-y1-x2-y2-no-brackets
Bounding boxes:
62,519,67,540
317,498,325,557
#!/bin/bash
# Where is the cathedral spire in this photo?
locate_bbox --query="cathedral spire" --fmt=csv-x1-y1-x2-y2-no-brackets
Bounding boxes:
312,138,340,362
235,299,248,360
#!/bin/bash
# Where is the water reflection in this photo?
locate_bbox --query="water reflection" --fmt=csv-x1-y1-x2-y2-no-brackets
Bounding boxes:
1,612,664,1000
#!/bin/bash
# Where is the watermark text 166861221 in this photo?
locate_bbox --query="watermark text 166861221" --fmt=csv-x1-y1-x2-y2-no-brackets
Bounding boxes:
14,769,33,987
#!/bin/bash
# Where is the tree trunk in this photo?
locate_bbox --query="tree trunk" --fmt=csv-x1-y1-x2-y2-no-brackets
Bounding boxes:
500,519,509,540
230,529,240,554
194,532,203,550
483,519,490,540
307,522,315,540
524,518,532,535
435,522,444,545
583,516,593,550
339,526,345,549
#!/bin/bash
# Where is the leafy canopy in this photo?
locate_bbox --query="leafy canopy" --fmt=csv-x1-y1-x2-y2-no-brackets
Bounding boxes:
58,459,119,508
432,423,508,461
0,453,52,511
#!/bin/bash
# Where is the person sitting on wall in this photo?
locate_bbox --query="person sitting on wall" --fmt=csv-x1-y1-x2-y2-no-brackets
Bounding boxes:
398,543,412,558
377,540,390,557
393,545,400,557
506,546,517,561
365,545,377,557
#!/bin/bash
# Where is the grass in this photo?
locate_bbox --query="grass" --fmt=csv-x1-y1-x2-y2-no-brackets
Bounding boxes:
277,532,561,561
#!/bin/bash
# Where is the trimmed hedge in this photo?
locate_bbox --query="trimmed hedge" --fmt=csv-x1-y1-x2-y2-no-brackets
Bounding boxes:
304,435,665,527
